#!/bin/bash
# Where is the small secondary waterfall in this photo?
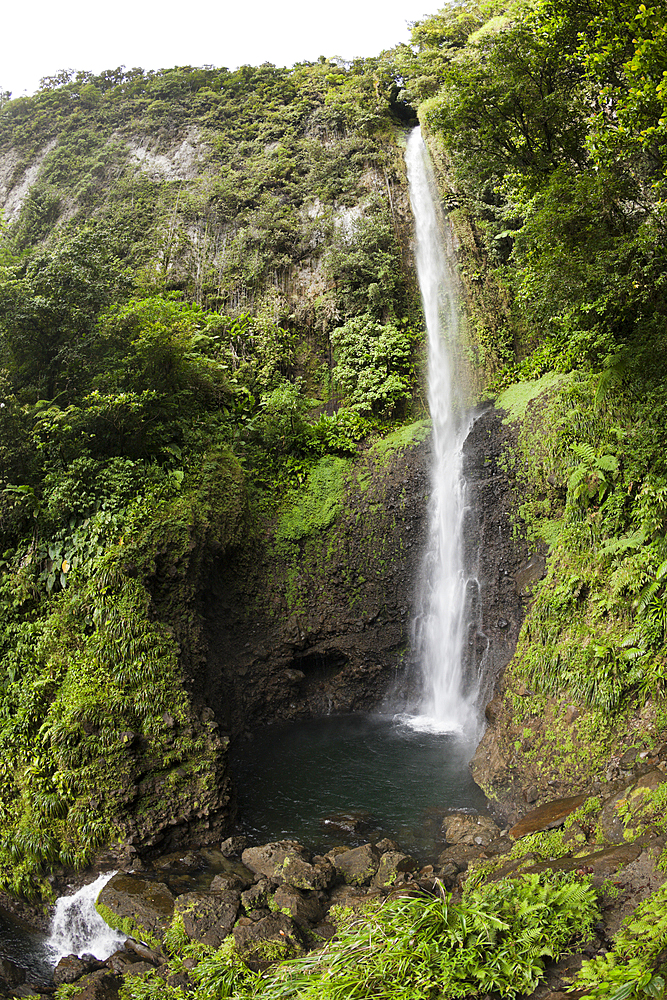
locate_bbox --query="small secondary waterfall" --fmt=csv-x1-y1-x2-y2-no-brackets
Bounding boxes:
45,872,126,964
405,127,480,737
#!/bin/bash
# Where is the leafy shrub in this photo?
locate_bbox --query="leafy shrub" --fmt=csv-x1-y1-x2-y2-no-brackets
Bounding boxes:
331,313,415,419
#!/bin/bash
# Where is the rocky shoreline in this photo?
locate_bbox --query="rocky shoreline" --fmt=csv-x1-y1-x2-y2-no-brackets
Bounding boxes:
2,736,666,999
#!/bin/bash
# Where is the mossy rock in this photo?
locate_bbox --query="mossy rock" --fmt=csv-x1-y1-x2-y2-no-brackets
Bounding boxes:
96,873,175,948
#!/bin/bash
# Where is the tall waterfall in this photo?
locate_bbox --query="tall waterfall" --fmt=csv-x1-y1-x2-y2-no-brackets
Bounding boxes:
405,127,479,737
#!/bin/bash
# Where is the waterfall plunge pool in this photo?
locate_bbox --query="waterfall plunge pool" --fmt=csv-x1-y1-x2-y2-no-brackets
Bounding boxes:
230,713,488,861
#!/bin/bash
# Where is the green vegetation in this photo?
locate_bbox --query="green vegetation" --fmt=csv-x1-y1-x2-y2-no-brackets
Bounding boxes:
0,5,666,995
0,58,423,890
116,873,597,1000
575,882,667,1000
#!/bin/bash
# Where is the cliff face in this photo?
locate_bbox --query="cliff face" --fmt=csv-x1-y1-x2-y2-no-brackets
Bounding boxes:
196,407,530,755
200,432,431,734
461,406,534,714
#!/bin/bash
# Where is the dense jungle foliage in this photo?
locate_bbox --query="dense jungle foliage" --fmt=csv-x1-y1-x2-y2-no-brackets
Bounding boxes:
0,59,422,894
111,872,598,1000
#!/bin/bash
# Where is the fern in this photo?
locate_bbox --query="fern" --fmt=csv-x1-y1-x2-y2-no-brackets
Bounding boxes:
575,883,667,1000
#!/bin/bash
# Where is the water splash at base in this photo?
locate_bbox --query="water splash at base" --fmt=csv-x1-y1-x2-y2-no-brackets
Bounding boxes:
45,872,126,965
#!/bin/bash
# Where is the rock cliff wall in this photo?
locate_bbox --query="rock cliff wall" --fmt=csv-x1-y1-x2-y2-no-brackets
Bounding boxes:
197,406,530,761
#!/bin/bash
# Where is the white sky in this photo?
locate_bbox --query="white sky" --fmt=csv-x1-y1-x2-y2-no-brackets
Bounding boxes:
3,0,442,98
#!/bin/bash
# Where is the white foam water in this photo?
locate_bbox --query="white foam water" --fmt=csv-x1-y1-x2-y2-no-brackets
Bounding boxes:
404,127,480,738
45,872,126,965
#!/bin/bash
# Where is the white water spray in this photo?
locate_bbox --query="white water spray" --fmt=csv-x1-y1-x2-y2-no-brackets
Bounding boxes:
45,872,126,965
405,127,479,737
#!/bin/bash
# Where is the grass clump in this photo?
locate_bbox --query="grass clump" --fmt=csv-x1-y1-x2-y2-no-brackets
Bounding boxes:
369,418,431,463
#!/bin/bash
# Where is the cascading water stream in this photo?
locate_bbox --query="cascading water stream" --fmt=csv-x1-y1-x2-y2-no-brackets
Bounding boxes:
45,872,126,965
405,127,480,738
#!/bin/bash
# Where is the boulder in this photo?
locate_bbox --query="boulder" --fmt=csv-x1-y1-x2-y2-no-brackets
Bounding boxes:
482,836,514,857
232,912,303,964
375,838,400,853
54,954,104,986
326,884,383,911
320,812,374,838
437,844,484,872
96,873,175,947
332,844,380,886
442,812,501,847
210,872,248,892
241,841,309,880
174,890,239,947
281,853,335,891
67,969,123,1000
599,769,667,844
272,885,325,927
220,836,248,857
106,950,158,976
372,852,418,888
241,880,271,912
509,794,586,839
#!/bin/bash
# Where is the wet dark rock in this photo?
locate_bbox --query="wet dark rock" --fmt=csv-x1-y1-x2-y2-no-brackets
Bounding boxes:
272,885,325,927
210,872,248,892
442,812,501,847
326,884,383,911
220,836,248,857
281,854,335,891
204,851,255,885
97,873,175,944
241,841,309,881
437,844,484,871
174,890,239,947
331,844,380,885
232,912,303,965
372,851,418,888
54,954,104,986
513,555,546,595
67,969,122,1000
153,851,200,872
106,949,158,976
375,838,400,853
437,861,460,887
241,880,272,912
509,795,587,839
0,957,26,987
481,836,514,857
201,440,431,731
320,812,373,838
123,938,163,964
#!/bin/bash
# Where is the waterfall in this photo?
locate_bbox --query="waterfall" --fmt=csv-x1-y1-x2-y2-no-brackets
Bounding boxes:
45,872,126,964
405,127,480,737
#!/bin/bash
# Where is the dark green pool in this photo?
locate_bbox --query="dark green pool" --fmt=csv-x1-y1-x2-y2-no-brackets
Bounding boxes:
230,713,488,861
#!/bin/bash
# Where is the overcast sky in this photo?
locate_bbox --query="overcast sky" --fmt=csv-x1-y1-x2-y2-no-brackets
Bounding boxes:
3,0,442,98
